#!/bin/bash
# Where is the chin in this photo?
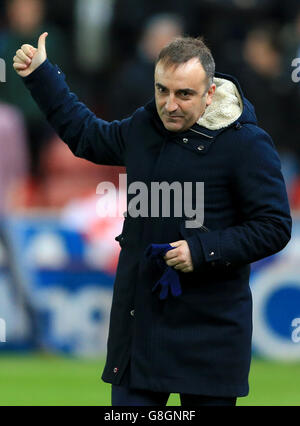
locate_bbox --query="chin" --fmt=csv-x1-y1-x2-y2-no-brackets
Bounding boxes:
163,121,184,132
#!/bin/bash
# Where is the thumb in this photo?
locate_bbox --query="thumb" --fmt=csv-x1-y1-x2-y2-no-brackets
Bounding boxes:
38,32,48,54
169,241,183,248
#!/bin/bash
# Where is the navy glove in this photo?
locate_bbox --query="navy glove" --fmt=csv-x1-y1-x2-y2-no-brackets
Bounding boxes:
145,243,182,300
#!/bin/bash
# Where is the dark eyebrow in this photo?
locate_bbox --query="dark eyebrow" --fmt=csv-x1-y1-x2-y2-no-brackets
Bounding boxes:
155,83,167,90
177,88,198,95
155,83,197,95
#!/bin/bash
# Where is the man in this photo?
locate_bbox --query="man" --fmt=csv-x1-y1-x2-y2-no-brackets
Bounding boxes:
13,34,292,406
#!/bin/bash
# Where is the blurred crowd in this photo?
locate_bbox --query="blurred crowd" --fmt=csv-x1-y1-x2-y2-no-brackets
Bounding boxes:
0,0,300,220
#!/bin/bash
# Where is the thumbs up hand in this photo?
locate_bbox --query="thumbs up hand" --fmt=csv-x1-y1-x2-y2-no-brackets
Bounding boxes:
13,32,48,77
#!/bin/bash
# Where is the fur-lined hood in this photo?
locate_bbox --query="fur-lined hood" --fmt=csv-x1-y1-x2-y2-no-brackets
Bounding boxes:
196,73,257,131
197,77,243,130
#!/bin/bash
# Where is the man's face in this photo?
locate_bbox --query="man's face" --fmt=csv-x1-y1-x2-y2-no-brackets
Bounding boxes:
155,58,215,132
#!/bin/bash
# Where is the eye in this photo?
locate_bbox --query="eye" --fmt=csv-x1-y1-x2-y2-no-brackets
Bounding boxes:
181,91,190,97
157,86,166,93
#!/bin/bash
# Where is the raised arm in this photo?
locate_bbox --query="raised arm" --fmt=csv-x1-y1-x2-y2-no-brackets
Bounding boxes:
13,33,130,166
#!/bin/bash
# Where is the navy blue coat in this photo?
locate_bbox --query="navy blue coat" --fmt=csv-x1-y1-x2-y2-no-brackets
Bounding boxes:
23,60,292,397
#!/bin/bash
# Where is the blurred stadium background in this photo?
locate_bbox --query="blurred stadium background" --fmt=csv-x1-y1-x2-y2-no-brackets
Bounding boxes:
0,0,300,406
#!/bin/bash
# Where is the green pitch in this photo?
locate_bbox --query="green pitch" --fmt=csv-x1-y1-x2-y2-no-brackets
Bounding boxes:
0,354,299,406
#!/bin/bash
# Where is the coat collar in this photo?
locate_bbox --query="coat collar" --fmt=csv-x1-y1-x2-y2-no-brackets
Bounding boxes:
144,71,252,140
144,99,231,141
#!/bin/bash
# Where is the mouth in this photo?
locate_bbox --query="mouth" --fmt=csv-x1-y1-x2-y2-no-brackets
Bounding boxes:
165,115,183,120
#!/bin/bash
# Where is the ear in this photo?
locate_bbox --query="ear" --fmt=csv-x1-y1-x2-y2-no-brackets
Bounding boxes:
205,83,216,107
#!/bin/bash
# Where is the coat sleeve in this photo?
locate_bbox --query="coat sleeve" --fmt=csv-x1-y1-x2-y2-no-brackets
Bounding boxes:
22,59,131,166
185,126,292,269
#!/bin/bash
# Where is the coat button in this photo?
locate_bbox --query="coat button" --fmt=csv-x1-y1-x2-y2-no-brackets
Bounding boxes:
197,145,205,151
130,309,135,317
182,138,189,143
113,367,118,374
209,251,215,256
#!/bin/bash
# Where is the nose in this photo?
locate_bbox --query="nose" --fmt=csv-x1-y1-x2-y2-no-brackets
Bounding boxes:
165,95,178,113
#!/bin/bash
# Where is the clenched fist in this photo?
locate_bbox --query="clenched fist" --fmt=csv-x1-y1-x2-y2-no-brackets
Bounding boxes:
164,240,194,273
13,32,48,77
